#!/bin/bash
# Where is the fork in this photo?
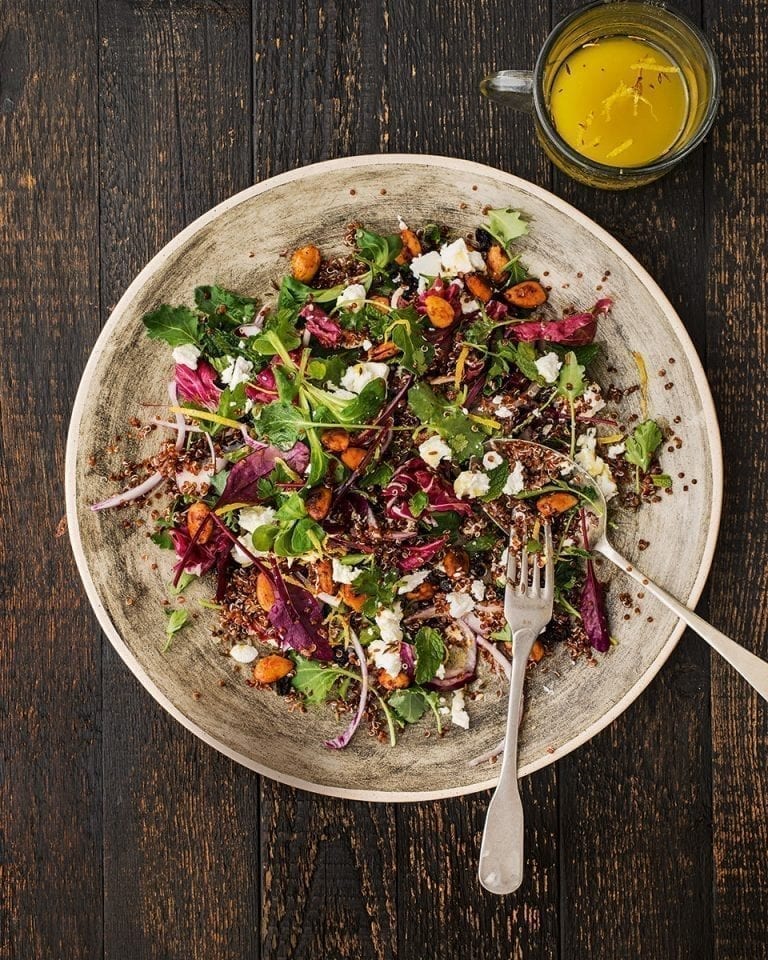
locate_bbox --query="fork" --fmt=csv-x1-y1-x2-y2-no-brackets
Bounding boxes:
478,523,554,895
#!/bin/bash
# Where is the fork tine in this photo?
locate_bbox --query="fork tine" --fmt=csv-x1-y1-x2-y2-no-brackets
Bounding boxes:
518,543,528,595
544,522,554,597
505,542,517,586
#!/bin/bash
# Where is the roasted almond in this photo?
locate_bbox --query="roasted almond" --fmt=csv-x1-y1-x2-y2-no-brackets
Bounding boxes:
504,280,548,309
424,295,455,329
405,582,437,601
320,427,350,453
252,654,293,684
465,272,493,303
305,485,333,521
316,558,333,595
376,668,411,690
187,501,213,545
256,571,276,611
290,244,321,283
341,446,367,470
529,639,546,663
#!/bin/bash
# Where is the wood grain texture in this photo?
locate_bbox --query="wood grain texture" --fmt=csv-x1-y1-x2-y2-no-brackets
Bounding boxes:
0,2,103,958
705,0,768,956
98,3,261,959
551,1,715,956
386,6,562,956
3,0,768,957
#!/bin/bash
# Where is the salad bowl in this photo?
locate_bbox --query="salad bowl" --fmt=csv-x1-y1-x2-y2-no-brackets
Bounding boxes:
66,154,721,800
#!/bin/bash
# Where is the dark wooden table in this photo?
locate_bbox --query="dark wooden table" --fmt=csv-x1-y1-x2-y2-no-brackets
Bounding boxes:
3,1,767,957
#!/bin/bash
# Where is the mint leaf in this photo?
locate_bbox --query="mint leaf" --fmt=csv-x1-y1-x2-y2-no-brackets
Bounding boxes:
414,627,446,684
625,419,663,472
143,304,200,347
481,462,511,501
505,341,544,383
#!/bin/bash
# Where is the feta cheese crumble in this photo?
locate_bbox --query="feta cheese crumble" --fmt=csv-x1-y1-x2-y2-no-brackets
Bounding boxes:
453,471,490,499
368,639,403,678
221,355,254,389
534,351,562,384
340,361,390,394
397,569,430,594
439,237,475,275
575,430,618,500
470,579,486,601
607,442,626,458
409,250,442,279
581,384,606,415
336,283,367,313
446,591,476,619
172,343,201,369
332,558,362,584
502,460,526,496
238,505,277,532
375,603,404,646
418,433,452,468
451,690,470,729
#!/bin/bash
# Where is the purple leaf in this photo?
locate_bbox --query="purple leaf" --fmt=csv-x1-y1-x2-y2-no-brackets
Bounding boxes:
300,304,343,347
245,368,279,404
511,298,612,346
175,360,221,409
268,570,332,661
398,534,449,572
170,524,229,579
324,632,369,749
217,441,309,508
579,562,611,652
383,458,473,521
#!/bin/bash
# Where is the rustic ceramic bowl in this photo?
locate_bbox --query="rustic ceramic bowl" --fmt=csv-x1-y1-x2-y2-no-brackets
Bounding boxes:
66,155,722,801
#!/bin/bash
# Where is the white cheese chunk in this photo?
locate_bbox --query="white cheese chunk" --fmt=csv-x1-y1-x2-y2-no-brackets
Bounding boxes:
397,569,430,595
446,591,476,619
418,434,452,468
221,355,254,389
172,343,201,369
482,451,503,470
336,283,367,313
503,460,526,496
470,579,486,601
332,558,362,584
409,250,443,279
453,471,490,499
340,361,390,395
374,603,404,645
439,237,474,275
535,351,562,384
229,644,258,664
451,690,470,729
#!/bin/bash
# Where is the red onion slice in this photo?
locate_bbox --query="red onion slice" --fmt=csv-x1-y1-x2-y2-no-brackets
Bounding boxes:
91,471,164,511
476,635,512,681
168,381,186,452
324,631,369,750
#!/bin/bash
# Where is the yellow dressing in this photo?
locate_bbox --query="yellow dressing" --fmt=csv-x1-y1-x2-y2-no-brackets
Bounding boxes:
547,36,689,167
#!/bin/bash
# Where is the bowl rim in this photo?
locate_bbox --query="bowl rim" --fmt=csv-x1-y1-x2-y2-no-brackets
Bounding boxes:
65,153,723,802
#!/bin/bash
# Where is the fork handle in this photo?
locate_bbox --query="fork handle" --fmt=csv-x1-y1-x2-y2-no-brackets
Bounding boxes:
599,540,768,702
478,627,536,894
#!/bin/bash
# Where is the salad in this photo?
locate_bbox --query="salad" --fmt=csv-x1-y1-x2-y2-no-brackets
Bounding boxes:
92,209,673,753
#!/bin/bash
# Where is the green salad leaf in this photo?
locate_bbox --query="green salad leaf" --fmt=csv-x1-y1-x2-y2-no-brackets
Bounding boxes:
143,304,200,347
624,419,663,472
407,382,489,462
195,285,257,328
413,627,446,684
484,208,529,251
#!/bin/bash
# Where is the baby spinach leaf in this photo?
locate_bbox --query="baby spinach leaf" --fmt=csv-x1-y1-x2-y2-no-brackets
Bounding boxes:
484,208,529,252
355,228,403,270
194,285,257,329
291,657,357,704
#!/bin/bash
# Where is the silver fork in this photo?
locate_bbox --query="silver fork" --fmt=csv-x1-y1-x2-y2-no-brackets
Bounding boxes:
478,523,554,895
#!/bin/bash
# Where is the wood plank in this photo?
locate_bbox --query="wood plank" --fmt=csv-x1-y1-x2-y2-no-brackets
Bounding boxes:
549,2,715,956
704,0,768,955
385,2,561,957
97,3,260,959
0,2,103,958
252,4,399,957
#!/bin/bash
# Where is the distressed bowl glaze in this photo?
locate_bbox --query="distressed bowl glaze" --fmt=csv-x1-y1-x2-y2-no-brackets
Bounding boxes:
66,155,722,801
